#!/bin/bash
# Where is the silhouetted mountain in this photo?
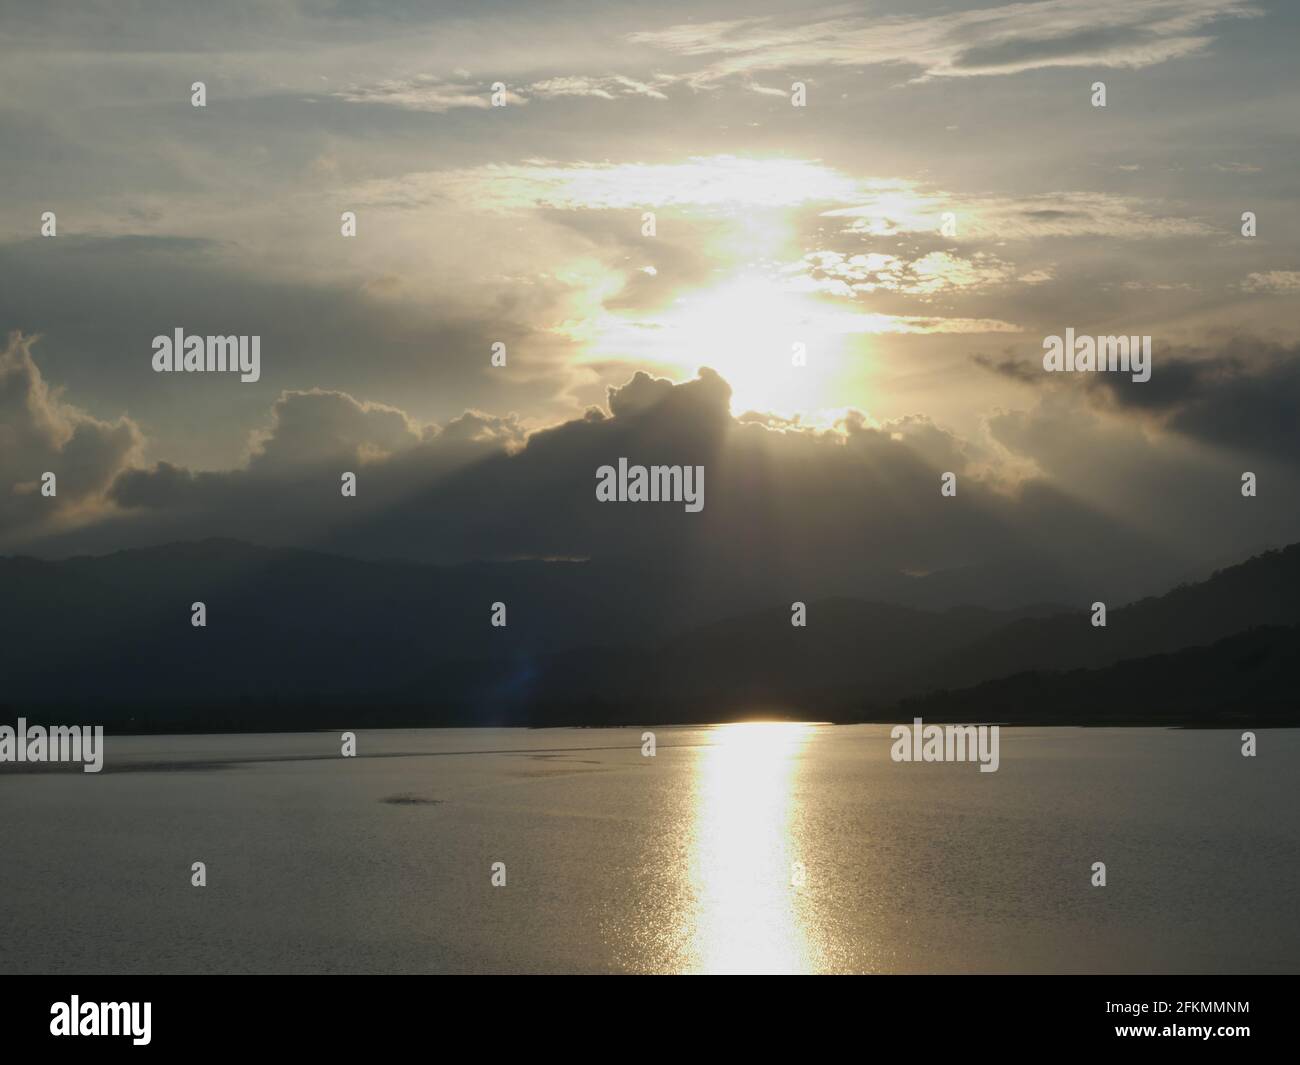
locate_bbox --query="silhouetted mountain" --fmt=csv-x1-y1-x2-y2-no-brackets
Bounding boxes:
0,537,779,706
2,538,1298,729
925,543,1300,691
894,625,1300,727
497,543,1300,722
504,598,1064,720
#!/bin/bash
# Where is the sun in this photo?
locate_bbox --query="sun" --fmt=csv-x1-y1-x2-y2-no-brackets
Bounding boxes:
577,274,860,417
663,278,840,410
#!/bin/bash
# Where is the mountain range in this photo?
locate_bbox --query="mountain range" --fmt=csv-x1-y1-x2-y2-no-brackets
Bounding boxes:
2,538,1297,730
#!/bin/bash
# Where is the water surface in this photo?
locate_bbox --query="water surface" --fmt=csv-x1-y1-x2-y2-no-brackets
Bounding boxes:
1,724,1295,973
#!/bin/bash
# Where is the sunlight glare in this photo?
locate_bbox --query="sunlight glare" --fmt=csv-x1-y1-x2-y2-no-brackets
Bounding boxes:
686,721,817,974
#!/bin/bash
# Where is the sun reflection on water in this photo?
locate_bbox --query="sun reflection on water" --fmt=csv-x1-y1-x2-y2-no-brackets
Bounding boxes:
685,721,819,974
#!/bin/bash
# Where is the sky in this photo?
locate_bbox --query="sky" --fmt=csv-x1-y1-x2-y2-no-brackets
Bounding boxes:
1,0,1297,604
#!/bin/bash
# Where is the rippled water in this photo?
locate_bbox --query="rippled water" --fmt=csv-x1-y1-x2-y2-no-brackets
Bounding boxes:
1,724,1296,973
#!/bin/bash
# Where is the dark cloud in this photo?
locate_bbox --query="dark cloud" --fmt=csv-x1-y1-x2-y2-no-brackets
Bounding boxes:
247,389,426,472
1086,339,1300,465
0,332,141,542
607,370,688,417
973,337,1300,470
972,352,1039,383
0,362,1252,606
101,387,525,549
4,349,1298,608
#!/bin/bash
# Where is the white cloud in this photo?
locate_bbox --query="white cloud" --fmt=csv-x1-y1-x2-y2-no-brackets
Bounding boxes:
628,0,1261,84
354,155,865,211
788,249,1025,296
529,75,671,101
1241,271,1300,293
335,75,523,112
823,187,1210,240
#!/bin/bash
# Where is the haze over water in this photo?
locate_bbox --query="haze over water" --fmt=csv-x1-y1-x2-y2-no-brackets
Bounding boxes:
2,724,1295,974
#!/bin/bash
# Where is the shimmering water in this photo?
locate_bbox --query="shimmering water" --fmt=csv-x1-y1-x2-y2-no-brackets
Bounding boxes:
1,724,1296,973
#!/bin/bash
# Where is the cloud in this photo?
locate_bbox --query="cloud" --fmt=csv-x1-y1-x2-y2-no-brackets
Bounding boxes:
788,249,1025,297
1114,280,1195,292
112,386,526,502
606,370,679,417
972,353,1041,383
246,389,428,472
101,385,527,553
354,155,865,212
816,312,1023,335
335,75,523,112
629,0,1261,84
325,363,1294,604
2,359,1285,609
336,73,673,112
973,336,1300,470
0,234,574,470
366,164,1140,237
0,332,141,545
1083,339,1300,465
529,75,671,101
822,188,1211,241
1241,271,1300,293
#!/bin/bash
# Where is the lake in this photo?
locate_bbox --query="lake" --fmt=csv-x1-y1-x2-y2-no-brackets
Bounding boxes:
1,724,1296,973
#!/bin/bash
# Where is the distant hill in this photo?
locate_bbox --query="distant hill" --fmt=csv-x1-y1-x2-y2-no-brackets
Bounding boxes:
0,537,768,707
892,625,1300,727
1,538,1298,729
500,543,1300,723
505,598,1064,722
924,543,1300,691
